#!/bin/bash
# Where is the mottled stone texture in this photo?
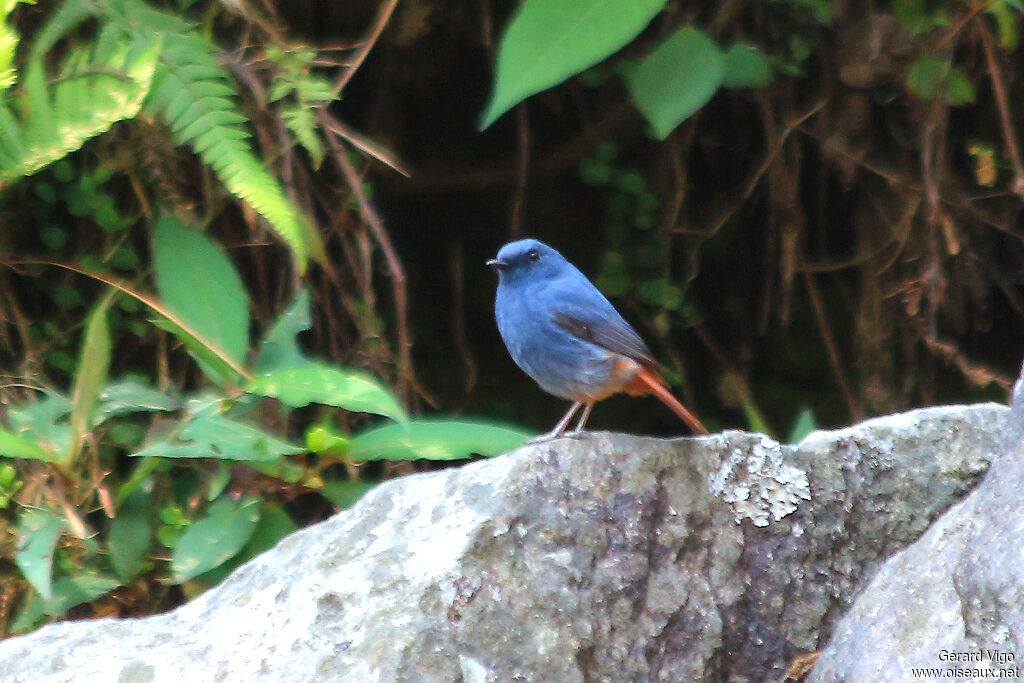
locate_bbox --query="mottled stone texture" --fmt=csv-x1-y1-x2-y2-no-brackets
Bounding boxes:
812,368,1024,683
0,403,1009,683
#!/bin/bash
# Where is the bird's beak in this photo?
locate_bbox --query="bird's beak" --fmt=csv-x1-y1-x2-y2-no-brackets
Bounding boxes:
486,258,507,269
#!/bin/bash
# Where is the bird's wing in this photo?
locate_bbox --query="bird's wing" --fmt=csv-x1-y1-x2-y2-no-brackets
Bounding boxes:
546,273,656,365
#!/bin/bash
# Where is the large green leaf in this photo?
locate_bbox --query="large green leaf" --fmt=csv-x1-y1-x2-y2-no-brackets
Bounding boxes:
721,43,772,88
253,289,313,374
93,380,179,424
480,0,668,128
67,293,114,464
15,508,66,600
348,419,531,461
0,428,54,461
170,497,260,583
10,572,120,633
625,26,724,139
153,213,250,377
248,364,408,423
131,411,302,462
5,392,71,456
107,489,152,582
150,318,245,387
196,502,296,586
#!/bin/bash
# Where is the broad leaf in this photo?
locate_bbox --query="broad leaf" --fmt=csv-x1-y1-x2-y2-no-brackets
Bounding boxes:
196,503,297,586
0,428,54,461
480,0,668,128
10,573,121,633
93,380,179,424
131,401,303,464
5,392,71,455
153,213,250,378
320,480,376,509
348,419,531,461
626,26,724,139
170,497,260,583
131,412,302,462
107,489,152,582
722,43,772,88
68,293,114,464
254,289,313,373
248,364,408,423
150,318,244,387
15,508,66,600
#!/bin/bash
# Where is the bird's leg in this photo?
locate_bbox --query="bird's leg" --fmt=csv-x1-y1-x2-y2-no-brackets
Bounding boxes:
531,401,583,442
570,402,594,434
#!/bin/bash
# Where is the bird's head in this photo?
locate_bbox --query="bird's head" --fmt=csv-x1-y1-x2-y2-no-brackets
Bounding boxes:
486,239,567,285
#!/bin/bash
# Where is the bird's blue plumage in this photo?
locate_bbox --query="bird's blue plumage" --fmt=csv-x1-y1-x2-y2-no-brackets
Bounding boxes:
489,239,652,401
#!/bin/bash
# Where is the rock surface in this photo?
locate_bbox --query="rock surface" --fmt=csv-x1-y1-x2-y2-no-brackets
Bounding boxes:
812,370,1024,683
0,403,1009,683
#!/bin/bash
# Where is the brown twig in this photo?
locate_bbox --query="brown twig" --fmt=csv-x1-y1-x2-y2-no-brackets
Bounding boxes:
683,99,826,238
322,120,416,402
976,19,1024,197
509,104,530,237
321,113,412,177
803,272,865,422
331,0,401,98
450,245,478,408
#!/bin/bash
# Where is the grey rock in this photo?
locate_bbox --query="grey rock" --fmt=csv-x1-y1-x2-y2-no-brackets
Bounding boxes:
812,368,1024,683
0,403,1008,683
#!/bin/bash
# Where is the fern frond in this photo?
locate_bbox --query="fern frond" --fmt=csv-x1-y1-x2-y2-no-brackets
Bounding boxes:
141,32,313,270
0,34,161,183
99,0,318,270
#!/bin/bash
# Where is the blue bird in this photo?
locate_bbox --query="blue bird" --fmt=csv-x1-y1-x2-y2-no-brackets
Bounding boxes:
487,238,707,438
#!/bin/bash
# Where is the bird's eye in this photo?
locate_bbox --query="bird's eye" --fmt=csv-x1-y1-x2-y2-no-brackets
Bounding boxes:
527,249,540,262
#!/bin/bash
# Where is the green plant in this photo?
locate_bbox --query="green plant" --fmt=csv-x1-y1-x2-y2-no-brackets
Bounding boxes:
480,0,772,137
0,214,528,632
0,0,319,269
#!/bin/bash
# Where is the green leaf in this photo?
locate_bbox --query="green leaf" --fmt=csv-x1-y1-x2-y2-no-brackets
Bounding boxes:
0,32,161,182
170,497,260,583
248,364,408,424
150,318,244,386
93,380,179,424
254,289,312,374
906,55,946,99
320,480,376,509
140,26,319,270
15,508,66,600
946,67,975,106
10,572,120,633
107,489,152,582
986,1,1019,51
5,392,71,455
194,502,296,586
348,419,531,461
721,43,772,88
625,26,724,139
0,428,54,461
787,406,819,444
68,293,114,464
305,424,349,454
480,0,668,128
153,213,249,378
132,411,302,462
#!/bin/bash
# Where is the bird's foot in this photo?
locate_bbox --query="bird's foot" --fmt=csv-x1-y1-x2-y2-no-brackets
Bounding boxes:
526,429,587,444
